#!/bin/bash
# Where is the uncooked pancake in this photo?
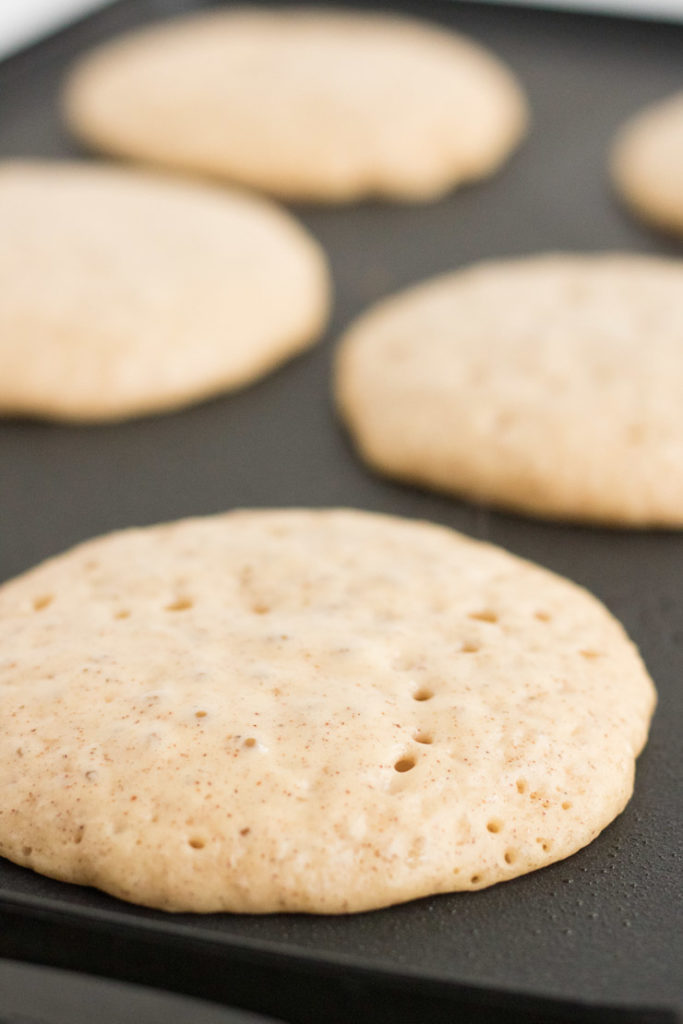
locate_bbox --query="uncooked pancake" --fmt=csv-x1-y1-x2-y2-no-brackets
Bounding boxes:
63,7,528,202
0,509,655,913
0,160,329,421
336,253,683,526
611,92,683,237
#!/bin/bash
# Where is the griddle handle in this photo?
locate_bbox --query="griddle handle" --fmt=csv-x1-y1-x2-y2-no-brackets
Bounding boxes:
1,901,679,1024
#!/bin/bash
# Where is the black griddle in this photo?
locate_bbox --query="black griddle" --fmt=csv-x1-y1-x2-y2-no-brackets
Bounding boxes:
0,1,682,1021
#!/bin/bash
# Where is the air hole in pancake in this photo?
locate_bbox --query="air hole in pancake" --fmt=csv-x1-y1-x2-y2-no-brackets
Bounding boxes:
240,827,251,836
470,874,481,884
461,642,479,653
188,837,205,849
195,710,207,719
413,732,433,745
252,603,270,614
32,595,53,611
535,611,552,622
469,609,498,623
562,801,572,810
516,779,527,794
412,687,433,702
504,849,516,865
244,737,257,748
166,597,193,612
487,819,503,833
22,846,32,856
394,756,416,773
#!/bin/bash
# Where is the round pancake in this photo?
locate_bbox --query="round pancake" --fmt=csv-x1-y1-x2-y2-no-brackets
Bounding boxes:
336,253,683,527
611,92,683,237
0,160,329,422
0,509,655,913
62,7,528,203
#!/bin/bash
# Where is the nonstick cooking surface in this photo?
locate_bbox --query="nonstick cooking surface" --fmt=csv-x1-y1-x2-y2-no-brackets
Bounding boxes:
0,0,681,1017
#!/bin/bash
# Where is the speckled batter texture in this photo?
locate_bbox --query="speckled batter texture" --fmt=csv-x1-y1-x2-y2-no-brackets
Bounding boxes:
336,253,683,527
611,92,683,237
0,510,655,914
63,7,528,202
0,160,329,421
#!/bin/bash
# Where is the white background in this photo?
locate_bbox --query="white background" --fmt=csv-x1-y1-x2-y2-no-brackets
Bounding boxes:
1,0,683,59
467,0,683,16
0,0,106,57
